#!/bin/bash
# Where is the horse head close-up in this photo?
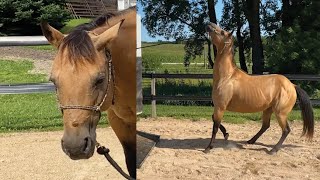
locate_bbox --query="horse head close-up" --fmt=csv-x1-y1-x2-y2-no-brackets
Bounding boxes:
41,6,136,179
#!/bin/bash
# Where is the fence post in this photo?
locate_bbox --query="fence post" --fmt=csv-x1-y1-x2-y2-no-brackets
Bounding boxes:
151,72,157,118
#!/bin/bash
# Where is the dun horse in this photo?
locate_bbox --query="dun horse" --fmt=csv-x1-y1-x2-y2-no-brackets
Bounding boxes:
41,7,136,178
205,23,314,154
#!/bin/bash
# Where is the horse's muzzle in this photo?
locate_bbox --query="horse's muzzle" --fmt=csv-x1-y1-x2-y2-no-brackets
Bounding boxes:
61,136,95,160
206,23,218,33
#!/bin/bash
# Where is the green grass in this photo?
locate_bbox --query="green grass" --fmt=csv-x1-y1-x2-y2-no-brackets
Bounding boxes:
60,18,91,33
0,93,108,133
139,104,320,123
142,42,251,73
0,60,47,84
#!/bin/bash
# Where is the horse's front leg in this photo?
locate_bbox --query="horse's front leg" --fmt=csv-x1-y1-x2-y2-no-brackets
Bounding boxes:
108,109,136,178
204,108,225,153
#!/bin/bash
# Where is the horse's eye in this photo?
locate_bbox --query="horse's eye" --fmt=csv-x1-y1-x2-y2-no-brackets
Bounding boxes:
221,31,225,36
95,76,105,86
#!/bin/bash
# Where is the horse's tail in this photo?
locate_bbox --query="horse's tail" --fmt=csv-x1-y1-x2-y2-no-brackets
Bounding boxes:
295,85,314,139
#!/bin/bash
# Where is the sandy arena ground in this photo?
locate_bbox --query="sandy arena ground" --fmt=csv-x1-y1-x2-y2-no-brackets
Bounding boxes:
138,117,320,180
0,128,128,180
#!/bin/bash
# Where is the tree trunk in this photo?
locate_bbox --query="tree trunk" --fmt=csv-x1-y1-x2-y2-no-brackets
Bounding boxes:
281,0,291,27
207,0,217,68
245,0,264,74
234,0,248,72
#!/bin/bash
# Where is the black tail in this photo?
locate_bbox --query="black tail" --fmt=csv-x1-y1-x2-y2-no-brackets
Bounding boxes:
295,86,314,139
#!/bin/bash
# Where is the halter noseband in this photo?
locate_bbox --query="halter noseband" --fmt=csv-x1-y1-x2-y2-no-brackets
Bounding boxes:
57,55,114,113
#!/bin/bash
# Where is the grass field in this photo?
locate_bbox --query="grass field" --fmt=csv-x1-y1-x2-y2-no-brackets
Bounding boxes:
141,42,250,73
0,60,47,84
0,93,109,133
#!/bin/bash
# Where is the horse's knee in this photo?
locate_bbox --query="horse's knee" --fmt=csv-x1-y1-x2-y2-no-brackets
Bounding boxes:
262,121,270,129
283,124,291,134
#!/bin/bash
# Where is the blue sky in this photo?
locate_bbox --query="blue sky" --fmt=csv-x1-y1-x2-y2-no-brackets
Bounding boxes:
137,1,224,42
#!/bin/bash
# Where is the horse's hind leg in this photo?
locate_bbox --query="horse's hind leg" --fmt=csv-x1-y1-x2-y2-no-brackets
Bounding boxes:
108,109,136,178
204,109,224,153
212,115,229,140
269,112,291,155
247,108,272,144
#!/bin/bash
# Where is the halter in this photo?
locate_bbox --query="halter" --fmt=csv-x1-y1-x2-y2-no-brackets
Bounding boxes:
57,54,115,113
209,26,232,54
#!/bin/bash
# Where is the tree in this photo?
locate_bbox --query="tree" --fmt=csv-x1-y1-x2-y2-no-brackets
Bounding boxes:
265,0,320,94
220,0,249,72
0,0,70,35
140,0,217,68
244,0,264,74
207,0,217,68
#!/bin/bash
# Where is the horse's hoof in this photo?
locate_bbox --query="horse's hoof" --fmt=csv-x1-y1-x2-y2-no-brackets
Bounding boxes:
203,148,211,154
224,133,229,140
247,139,255,144
267,149,277,155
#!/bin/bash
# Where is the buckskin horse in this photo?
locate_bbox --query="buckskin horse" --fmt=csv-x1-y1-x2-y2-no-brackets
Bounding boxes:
204,23,314,154
41,7,136,178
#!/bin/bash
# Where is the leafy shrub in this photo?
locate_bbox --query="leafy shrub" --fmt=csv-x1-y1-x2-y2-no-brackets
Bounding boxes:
0,0,71,35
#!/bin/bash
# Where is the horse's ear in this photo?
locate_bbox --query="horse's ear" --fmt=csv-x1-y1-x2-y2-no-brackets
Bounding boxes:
40,21,64,48
92,20,124,50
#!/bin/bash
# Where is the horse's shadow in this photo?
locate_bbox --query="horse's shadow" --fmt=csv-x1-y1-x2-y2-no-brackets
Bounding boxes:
156,137,301,154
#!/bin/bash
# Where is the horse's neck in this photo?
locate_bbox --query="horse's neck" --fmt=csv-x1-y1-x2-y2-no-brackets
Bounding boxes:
93,10,136,35
110,11,136,28
214,51,236,80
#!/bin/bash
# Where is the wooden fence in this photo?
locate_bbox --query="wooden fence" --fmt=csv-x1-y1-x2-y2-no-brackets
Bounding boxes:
142,73,320,118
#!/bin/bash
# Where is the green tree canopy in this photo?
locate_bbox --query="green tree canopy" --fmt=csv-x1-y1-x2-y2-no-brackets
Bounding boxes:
140,0,215,67
0,0,70,35
265,0,320,94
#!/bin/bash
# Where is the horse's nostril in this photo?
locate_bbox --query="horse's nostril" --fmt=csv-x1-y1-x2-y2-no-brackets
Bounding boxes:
83,137,91,153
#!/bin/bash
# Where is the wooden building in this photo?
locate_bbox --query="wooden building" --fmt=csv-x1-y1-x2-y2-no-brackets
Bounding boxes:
66,0,118,18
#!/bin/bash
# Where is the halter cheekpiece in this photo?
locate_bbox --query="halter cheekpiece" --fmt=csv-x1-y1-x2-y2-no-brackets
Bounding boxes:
57,54,114,112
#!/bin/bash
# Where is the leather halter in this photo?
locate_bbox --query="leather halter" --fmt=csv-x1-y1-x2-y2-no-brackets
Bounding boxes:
57,54,115,112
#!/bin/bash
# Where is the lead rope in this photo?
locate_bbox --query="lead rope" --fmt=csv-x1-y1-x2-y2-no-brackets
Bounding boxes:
94,54,133,179
95,142,135,180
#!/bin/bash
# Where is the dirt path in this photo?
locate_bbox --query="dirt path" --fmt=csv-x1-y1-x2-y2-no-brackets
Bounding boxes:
137,118,320,180
0,128,128,180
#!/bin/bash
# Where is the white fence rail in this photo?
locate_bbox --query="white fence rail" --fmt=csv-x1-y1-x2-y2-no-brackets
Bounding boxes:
0,36,49,46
